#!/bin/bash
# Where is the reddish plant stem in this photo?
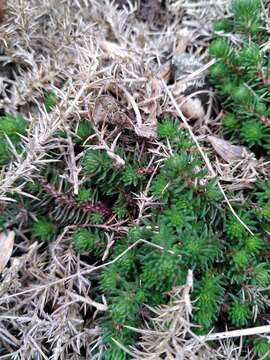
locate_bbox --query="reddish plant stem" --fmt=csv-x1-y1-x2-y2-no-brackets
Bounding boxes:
36,176,111,216
137,167,156,175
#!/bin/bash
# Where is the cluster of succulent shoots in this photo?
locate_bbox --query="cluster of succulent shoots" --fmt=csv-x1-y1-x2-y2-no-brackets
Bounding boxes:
209,0,270,157
0,93,270,358
95,121,270,359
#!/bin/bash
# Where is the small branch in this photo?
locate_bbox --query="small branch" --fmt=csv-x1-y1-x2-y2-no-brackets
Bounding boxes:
199,324,270,342
66,290,107,312
66,135,81,195
117,83,142,127
92,125,125,169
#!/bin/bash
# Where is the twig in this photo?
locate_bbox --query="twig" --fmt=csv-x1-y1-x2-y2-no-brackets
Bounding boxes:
199,325,270,341
92,125,125,169
66,290,107,311
116,83,142,127
66,135,80,195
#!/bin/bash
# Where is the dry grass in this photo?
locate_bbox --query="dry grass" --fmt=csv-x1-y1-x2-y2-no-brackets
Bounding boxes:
1,0,269,359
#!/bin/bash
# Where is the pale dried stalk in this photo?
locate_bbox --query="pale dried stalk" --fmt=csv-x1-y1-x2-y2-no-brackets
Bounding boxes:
66,290,107,312
0,230,14,273
199,325,270,341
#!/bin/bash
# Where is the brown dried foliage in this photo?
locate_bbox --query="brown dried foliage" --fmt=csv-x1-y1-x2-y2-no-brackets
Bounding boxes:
0,0,5,21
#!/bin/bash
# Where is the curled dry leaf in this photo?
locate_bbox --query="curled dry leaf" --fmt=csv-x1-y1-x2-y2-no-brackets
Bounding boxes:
135,124,156,139
0,230,15,273
136,0,170,26
208,136,256,163
158,61,172,84
148,78,162,123
177,94,206,120
93,95,157,138
174,28,190,55
93,95,133,129
139,78,162,136
100,40,133,60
